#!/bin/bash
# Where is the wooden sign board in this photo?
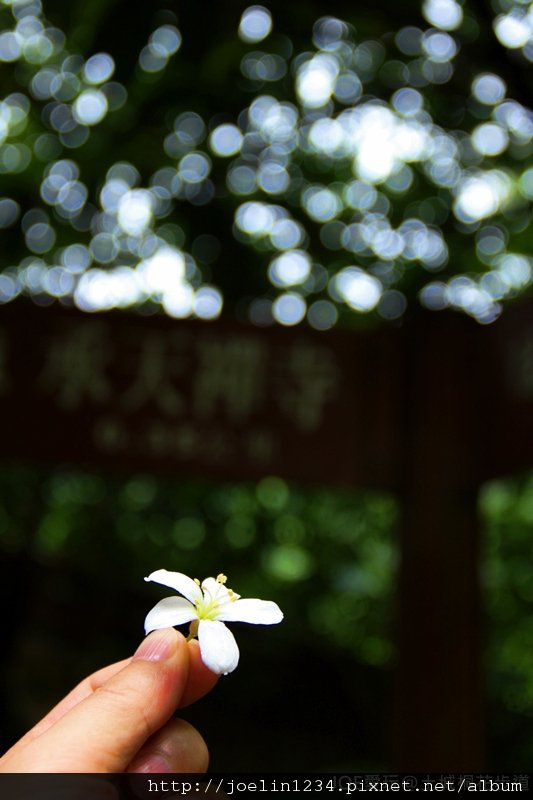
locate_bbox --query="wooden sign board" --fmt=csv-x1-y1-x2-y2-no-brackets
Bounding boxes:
0,303,402,489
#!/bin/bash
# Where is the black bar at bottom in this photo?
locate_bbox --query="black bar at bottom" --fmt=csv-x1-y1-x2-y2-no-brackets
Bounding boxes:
0,772,529,799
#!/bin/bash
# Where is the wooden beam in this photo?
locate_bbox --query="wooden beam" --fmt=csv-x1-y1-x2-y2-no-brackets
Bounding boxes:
393,312,483,770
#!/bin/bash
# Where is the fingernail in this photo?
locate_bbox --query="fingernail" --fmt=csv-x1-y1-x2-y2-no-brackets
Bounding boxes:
128,753,172,773
133,628,177,662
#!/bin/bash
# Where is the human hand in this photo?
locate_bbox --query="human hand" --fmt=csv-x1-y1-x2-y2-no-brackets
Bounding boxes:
0,627,218,773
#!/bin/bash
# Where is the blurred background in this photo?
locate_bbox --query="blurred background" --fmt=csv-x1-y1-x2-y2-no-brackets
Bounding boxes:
0,0,532,772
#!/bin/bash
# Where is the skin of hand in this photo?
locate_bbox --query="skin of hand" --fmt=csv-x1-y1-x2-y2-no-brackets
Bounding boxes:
0,627,219,773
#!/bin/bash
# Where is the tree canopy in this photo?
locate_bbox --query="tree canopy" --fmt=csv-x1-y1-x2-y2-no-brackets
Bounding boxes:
0,0,532,326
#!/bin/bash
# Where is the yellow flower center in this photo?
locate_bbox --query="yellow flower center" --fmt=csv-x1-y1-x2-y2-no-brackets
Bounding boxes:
194,573,237,621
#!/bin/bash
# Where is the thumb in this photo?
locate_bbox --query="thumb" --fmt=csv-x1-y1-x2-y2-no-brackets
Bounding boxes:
7,628,192,773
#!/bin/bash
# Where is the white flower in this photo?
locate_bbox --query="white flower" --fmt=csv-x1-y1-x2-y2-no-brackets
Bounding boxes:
144,569,283,675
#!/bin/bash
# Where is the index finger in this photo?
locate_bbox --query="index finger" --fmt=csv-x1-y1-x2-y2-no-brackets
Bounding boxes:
4,637,218,760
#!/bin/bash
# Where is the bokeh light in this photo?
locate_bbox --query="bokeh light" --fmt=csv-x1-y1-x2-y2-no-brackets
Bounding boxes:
0,0,531,326
272,292,306,325
239,6,272,44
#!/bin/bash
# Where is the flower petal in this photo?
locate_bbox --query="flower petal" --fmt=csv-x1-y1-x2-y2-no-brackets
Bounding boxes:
201,577,230,603
197,619,240,675
145,569,203,605
144,597,197,634
217,598,284,624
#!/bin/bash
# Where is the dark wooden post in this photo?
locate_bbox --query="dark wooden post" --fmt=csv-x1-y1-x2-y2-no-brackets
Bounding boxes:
394,311,483,770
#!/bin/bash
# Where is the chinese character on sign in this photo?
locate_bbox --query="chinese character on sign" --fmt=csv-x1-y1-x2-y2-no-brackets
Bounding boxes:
193,335,266,423
39,322,112,409
245,428,278,466
120,331,189,416
274,340,339,432
93,415,127,453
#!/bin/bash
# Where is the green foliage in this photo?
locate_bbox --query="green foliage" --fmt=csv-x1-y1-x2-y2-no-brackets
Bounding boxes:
479,472,533,766
0,465,398,666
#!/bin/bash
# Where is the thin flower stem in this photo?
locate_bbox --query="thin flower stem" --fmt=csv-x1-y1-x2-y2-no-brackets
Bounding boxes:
187,619,199,641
